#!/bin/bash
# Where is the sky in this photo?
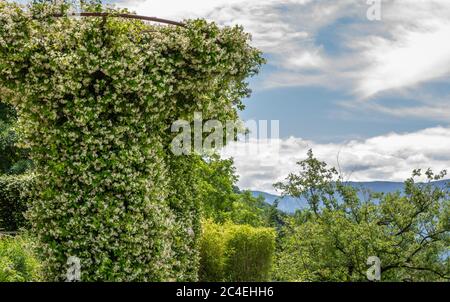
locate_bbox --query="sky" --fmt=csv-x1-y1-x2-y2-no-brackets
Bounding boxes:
23,0,450,193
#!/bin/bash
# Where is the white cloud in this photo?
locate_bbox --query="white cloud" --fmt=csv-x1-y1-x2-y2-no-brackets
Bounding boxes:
354,1,450,97
367,102,450,121
117,0,246,19
338,87,450,122
221,127,450,193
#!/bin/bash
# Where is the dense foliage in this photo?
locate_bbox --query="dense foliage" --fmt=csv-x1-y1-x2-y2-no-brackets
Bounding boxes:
0,1,263,281
0,235,42,282
199,220,276,281
273,150,450,281
196,155,276,227
0,93,31,175
0,173,34,232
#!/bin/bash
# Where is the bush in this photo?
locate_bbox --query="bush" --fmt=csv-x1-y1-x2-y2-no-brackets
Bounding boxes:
199,220,227,281
199,220,276,281
0,235,42,282
0,174,34,232
224,224,276,281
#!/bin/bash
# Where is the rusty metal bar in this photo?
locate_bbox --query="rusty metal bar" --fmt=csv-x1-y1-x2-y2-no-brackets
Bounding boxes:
51,12,185,27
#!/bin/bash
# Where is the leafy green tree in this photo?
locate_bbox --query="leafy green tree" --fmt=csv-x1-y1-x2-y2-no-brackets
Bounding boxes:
0,89,31,175
195,155,239,222
227,191,271,227
274,150,450,281
195,154,275,228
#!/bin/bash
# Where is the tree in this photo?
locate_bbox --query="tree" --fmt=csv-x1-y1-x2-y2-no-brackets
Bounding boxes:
195,155,239,223
0,88,31,175
274,150,450,281
196,154,275,228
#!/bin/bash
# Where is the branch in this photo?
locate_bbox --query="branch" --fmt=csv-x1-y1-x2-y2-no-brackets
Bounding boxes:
398,265,450,280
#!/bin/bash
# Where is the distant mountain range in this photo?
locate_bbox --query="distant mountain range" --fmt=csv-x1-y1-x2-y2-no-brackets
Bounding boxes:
251,180,449,213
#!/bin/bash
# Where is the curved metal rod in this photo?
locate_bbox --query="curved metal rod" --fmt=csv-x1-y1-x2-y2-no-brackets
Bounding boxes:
51,12,185,27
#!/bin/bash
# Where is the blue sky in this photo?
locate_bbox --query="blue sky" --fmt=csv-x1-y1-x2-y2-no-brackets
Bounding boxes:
16,0,450,192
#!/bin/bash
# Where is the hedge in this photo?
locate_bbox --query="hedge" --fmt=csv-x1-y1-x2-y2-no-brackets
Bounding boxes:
199,220,276,282
0,174,34,232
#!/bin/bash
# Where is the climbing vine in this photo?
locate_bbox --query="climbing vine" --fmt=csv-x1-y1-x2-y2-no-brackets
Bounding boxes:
0,1,264,281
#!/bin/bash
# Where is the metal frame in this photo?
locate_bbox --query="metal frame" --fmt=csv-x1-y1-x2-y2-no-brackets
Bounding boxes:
51,12,185,27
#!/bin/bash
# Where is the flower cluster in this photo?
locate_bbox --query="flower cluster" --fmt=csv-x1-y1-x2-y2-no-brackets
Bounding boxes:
0,1,264,281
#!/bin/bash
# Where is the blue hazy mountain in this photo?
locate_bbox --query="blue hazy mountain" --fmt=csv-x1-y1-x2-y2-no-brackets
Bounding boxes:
251,180,449,214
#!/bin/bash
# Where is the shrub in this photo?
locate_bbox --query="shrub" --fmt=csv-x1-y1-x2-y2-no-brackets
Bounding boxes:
224,224,276,281
0,174,34,232
199,220,227,281
0,235,42,282
199,220,276,281
0,2,263,281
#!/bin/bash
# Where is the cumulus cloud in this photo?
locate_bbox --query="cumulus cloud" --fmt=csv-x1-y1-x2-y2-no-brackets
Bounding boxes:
221,127,450,193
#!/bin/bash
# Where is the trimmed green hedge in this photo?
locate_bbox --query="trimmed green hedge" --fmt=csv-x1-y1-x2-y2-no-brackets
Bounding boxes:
0,235,42,282
0,174,34,232
199,220,276,281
